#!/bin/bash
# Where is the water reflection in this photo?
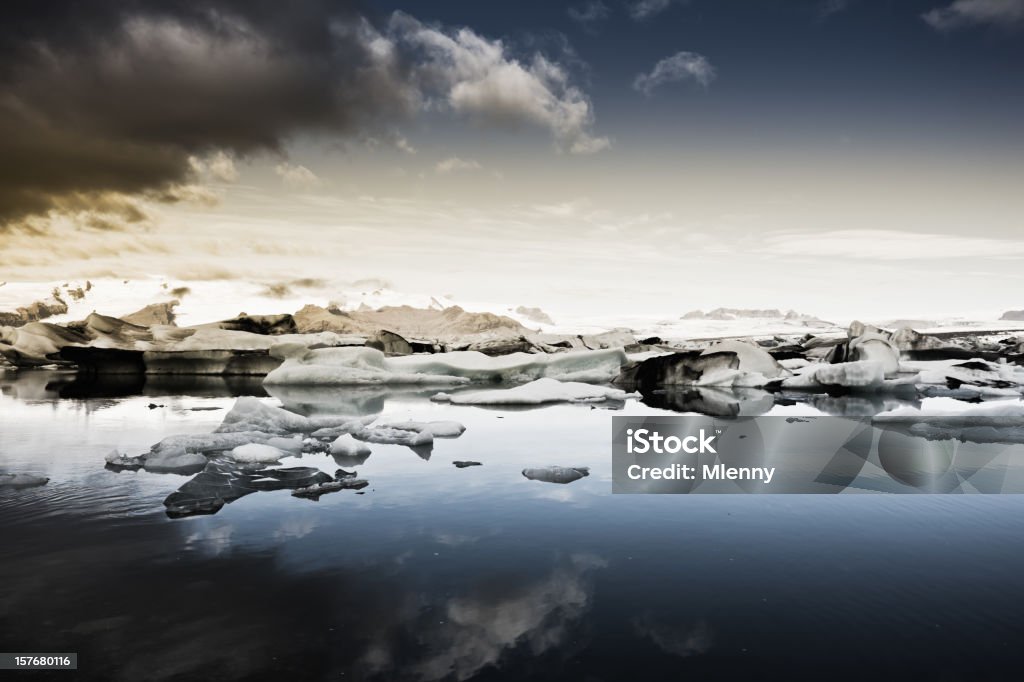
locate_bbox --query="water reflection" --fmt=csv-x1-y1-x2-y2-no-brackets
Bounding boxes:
637,386,926,418
640,387,774,416
614,416,1024,494
1,497,608,682
59,373,268,399
263,384,439,417
631,612,713,658
0,368,266,400
5,369,1024,679
352,554,606,681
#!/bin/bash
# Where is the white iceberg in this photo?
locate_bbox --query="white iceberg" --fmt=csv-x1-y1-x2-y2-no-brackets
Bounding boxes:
701,340,787,378
330,434,373,457
350,425,434,447
782,361,886,389
229,443,285,463
378,420,466,437
263,346,627,386
847,332,900,378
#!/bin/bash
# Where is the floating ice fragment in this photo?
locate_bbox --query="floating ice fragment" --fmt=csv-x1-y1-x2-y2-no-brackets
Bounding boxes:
379,420,466,437
522,466,590,484
330,434,372,457
229,443,285,463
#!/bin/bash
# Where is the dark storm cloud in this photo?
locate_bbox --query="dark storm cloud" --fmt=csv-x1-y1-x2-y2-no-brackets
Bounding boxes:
0,0,413,227
0,1,608,230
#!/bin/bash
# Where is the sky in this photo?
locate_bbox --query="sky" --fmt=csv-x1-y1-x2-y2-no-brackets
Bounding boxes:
1,0,1023,319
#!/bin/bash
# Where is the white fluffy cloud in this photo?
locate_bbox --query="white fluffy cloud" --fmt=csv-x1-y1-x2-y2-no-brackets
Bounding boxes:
633,52,716,95
384,12,610,154
435,157,482,174
275,162,321,189
922,0,1024,30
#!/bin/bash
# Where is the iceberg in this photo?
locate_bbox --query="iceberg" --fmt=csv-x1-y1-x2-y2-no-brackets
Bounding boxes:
351,425,434,447
130,396,469,475
330,434,373,457
701,340,787,379
378,420,466,437
615,342,787,390
264,346,627,386
782,361,886,390
229,443,285,463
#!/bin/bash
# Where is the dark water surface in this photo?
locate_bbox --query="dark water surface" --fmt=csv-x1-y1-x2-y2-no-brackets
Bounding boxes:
3,370,1024,681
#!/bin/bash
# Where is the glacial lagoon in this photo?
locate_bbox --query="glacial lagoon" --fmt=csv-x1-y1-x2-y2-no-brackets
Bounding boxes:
3,369,1024,680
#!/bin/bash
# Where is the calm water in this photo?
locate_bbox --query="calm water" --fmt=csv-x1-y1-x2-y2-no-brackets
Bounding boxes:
3,369,1024,681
